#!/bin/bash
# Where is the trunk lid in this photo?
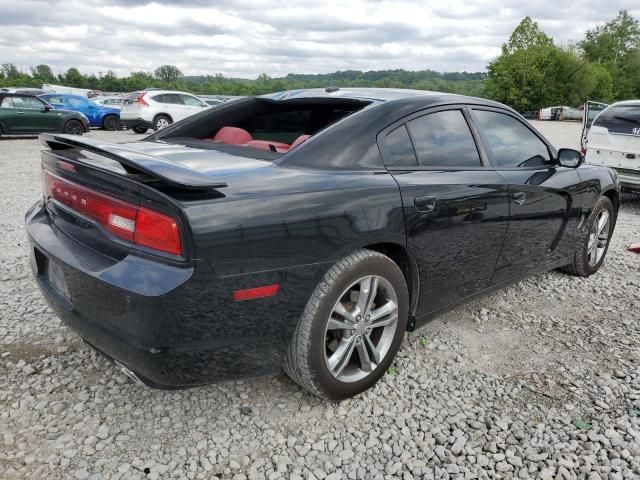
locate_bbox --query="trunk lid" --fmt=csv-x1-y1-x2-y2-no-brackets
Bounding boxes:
38,134,272,262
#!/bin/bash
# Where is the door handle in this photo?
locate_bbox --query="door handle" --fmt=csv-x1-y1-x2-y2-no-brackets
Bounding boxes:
414,195,437,212
16,111,25,115
512,192,526,205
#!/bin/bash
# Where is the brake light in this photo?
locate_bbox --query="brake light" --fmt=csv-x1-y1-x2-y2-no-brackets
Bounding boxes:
136,93,149,107
43,170,182,255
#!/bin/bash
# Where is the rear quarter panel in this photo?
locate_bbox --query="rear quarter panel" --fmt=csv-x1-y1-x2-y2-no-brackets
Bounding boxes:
184,167,405,276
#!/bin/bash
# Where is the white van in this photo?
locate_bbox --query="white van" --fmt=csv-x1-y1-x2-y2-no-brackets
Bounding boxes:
583,100,640,191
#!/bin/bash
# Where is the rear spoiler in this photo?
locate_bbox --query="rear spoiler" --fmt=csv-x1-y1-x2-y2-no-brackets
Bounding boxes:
39,134,228,190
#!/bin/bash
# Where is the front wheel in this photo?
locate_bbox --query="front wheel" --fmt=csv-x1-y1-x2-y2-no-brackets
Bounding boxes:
63,120,84,135
153,115,171,131
562,196,614,277
283,249,408,400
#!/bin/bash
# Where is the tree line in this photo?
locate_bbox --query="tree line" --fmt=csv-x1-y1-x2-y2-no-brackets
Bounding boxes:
1,10,639,111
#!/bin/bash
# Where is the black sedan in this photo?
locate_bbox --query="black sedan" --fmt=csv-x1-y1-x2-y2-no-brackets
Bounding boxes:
25,88,620,400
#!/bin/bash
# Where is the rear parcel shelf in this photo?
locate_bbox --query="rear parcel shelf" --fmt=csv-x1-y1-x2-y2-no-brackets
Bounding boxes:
39,133,228,191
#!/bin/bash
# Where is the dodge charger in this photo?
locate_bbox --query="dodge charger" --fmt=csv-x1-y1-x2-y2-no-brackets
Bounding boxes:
25,88,620,399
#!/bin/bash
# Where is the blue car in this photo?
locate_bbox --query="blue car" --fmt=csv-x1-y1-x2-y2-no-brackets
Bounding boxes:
39,94,120,131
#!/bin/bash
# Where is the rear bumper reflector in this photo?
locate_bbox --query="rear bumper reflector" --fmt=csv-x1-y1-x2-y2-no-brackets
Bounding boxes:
233,284,279,301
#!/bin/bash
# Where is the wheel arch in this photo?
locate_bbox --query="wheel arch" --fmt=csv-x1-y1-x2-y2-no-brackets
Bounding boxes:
601,187,620,219
153,113,173,124
361,242,420,330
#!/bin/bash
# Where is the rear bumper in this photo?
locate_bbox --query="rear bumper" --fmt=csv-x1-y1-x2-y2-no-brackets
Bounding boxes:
120,118,152,129
614,168,640,190
25,201,319,388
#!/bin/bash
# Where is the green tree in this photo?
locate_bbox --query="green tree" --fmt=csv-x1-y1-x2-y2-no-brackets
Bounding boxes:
64,67,84,87
2,63,20,80
581,10,640,67
580,10,640,98
31,64,55,83
154,65,183,83
485,17,564,111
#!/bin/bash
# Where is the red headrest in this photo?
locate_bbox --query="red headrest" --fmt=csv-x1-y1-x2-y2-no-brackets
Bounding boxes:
290,134,310,149
212,126,253,145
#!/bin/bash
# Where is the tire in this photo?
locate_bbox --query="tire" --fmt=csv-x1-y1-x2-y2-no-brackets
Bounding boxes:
63,119,84,136
283,249,408,400
153,115,171,131
102,115,119,131
561,196,614,277
132,125,148,134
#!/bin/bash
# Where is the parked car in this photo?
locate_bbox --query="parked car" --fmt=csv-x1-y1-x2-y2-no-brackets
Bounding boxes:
583,100,640,192
0,93,88,136
1,87,52,96
39,93,120,131
202,98,224,107
92,96,123,110
120,90,210,133
26,88,620,400
580,100,609,150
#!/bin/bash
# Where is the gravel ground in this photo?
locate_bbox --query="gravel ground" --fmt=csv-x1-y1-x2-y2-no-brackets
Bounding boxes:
1,125,639,480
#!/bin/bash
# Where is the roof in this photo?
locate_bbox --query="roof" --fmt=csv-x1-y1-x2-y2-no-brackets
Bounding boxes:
0,92,41,97
261,87,446,102
259,87,507,111
609,100,640,107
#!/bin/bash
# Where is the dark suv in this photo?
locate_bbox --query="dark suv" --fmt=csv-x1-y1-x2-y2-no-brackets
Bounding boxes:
0,93,89,136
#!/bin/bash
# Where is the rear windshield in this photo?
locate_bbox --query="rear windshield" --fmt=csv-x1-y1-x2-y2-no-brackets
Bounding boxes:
156,97,371,157
593,105,640,135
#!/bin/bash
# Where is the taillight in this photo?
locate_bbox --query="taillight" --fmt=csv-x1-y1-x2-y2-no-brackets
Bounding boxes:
43,170,182,256
136,93,149,107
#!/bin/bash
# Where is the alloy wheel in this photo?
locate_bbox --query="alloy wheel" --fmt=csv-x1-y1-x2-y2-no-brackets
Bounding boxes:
587,209,610,267
66,122,84,135
324,275,399,383
155,118,170,129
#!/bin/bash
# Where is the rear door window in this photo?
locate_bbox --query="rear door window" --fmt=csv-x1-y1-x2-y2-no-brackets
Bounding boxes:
44,95,65,106
407,110,481,167
68,97,89,109
153,94,183,105
593,105,640,135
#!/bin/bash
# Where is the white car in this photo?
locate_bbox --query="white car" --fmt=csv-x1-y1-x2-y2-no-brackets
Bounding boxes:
584,100,640,192
92,96,124,110
119,90,210,134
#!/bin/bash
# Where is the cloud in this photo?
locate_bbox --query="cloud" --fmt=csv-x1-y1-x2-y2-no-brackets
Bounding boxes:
1,0,639,79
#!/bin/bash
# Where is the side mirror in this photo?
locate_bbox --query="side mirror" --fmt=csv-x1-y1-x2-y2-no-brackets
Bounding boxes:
557,148,583,168
42,105,51,112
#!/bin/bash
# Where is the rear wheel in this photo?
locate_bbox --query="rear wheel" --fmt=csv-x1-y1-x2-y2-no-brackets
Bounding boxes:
153,115,171,131
132,125,148,134
102,115,119,131
283,249,408,400
562,196,614,277
63,120,84,135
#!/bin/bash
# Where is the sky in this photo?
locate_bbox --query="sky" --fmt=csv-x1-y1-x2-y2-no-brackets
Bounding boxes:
1,0,639,79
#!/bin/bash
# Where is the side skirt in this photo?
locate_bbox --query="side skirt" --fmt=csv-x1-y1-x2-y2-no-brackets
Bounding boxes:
409,256,573,331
